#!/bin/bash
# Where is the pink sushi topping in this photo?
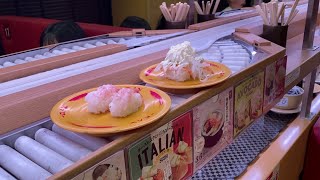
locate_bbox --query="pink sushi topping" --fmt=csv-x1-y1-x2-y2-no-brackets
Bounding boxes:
109,88,143,117
150,91,163,105
96,84,119,96
85,84,119,114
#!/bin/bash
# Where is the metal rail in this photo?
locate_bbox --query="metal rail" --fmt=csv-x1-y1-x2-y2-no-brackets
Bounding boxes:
301,0,319,118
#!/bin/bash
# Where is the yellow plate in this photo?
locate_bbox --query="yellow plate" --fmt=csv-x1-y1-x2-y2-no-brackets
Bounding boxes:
139,61,232,89
50,85,171,135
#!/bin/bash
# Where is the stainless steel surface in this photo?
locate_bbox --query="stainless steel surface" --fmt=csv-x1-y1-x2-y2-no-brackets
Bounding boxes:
301,69,317,118
302,0,320,49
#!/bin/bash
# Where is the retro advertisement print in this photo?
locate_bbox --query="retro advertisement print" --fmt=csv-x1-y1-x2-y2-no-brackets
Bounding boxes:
264,56,287,111
128,111,193,180
72,150,126,180
193,87,234,171
234,71,265,137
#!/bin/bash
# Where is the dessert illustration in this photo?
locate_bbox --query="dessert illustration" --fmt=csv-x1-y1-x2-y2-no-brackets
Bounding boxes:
235,102,249,131
176,141,193,164
201,111,224,147
138,166,164,180
266,72,275,96
250,91,262,119
170,153,188,180
92,164,122,180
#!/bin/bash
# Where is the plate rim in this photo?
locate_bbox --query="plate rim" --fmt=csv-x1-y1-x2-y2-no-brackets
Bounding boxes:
139,61,232,89
50,84,172,135
270,105,301,114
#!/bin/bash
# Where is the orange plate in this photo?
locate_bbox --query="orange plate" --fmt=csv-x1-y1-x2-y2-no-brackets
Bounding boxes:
139,61,232,89
50,85,171,135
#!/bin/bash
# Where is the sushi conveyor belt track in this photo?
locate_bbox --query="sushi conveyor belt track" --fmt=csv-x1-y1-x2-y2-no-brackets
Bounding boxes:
0,37,262,97
0,83,190,179
0,3,309,97
0,31,189,69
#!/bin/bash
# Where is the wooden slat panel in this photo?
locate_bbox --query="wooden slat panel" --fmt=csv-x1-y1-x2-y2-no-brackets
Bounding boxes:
42,0,73,20
0,0,16,15
16,0,42,17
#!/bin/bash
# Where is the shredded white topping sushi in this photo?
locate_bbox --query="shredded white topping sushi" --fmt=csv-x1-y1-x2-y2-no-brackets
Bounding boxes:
155,41,215,82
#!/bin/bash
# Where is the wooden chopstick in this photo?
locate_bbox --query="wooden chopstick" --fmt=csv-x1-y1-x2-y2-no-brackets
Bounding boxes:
212,0,221,14
202,1,205,14
194,1,204,15
286,9,299,25
255,5,269,25
277,3,285,22
206,1,210,14
286,0,300,25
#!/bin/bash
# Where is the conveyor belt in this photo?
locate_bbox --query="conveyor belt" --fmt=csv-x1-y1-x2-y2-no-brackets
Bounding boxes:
0,31,189,69
0,3,308,98
215,9,254,18
0,32,261,97
0,87,191,179
0,118,108,179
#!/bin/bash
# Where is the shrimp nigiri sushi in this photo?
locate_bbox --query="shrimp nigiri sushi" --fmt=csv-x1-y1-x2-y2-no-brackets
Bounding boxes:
85,84,119,114
109,88,143,117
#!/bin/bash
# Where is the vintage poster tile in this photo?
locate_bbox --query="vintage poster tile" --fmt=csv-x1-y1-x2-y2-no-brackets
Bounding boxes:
72,150,126,180
128,111,193,180
234,71,265,137
264,56,287,111
193,87,234,171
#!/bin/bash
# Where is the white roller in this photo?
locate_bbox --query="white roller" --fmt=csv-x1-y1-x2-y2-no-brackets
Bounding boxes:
219,45,243,49
14,136,73,174
222,53,250,57
118,38,126,43
43,52,56,57
52,124,108,151
0,145,52,180
107,40,117,44
72,46,86,51
221,49,247,53
207,49,220,53
95,41,106,46
3,62,15,67
35,128,92,161
34,54,46,59
222,60,247,67
61,48,76,53
14,59,26,64
25,57,37,62
52,50,67,55
84,43,96,48
0,167,16,180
